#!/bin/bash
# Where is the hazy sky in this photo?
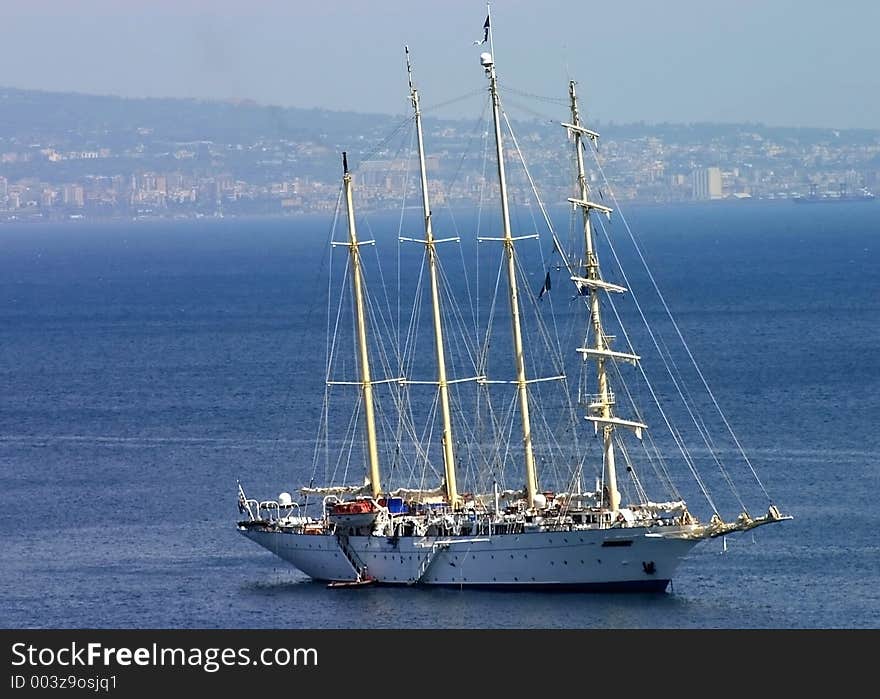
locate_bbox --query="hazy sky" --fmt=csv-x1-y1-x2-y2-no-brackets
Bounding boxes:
1,0,877,129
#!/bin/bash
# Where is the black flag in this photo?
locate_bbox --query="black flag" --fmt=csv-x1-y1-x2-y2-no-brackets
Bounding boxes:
538,271,552,299
474,14,490,45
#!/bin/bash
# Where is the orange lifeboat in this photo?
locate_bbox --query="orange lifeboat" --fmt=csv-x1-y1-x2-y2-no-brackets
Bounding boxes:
328,498,380,532
330,500,377,516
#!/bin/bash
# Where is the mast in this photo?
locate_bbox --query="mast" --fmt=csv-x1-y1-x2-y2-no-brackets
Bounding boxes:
341,152,382,499
406,47,460,509
481,11,539,510
565,81,645,514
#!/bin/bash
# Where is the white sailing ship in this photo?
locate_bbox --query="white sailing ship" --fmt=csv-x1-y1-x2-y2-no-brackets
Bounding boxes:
237,12,790,591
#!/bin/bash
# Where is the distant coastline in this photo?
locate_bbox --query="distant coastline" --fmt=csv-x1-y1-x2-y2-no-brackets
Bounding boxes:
1,86,878,226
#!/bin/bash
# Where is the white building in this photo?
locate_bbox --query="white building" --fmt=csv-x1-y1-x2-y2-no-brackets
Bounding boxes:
692,167,723,200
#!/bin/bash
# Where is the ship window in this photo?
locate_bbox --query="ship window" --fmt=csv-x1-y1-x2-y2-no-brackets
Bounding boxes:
601,540,633,547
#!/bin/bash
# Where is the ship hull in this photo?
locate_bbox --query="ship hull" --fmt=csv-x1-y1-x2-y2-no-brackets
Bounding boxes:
239,526,699,591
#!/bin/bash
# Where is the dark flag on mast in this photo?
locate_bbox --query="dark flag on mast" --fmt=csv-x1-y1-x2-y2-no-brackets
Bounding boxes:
538,271,552,299
474,15,490,45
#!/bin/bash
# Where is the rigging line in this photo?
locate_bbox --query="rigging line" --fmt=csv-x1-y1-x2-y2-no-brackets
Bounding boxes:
512,248,567,376
506,256,581,478
393,285,409,474
398,121,418,376
473,375,513,490
327,256,352,384
475,367,485,485
648,311,748,507
610,436,635,507
379,372,441,491
333,395,362,488
642,424,683,502
436,261,480,374
548,347,585,457
593,214,748,514
359,265,398,382
401,255,428,376
449,383,497,490
403,242,427,359
394,125,418,466
598,246,719,514
364,249,411,382
567,196,581,270
433,239,481,368
590,148,772,503
490,390,519,491
494,389,522,491
320,238,348,487
450,394,486,498
500,108,567,360
410,410,442,498
314,254,351,485
388,380,439,485
594,248,715,505
414,394,442,494
615,433,648,505
274,185,344,475
470,103,493,372
394,392,419,480
585,255,711,507
451,391,482,491
311,387,332,486
614,408,648,503
503,84,569,106
454,229,480,354
325,190,345,375
596,300,681,497
445,273,482,379
437,102,492,347
605,351,681,501
353,114,416,170
531,370,582,459
501,96,560,124
380,384,437,488
359,152,413,375
479,252,506,379
419,87,487,114
432,100,490,199
307,186,345,484
591,226,737,502
396,270,438,454
531,384,575,489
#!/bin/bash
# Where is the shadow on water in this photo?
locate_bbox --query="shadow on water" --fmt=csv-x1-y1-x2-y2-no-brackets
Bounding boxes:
240,575,693,629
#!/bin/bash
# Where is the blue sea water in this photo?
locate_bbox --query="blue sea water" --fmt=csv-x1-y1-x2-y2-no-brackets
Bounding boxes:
1,201,878,629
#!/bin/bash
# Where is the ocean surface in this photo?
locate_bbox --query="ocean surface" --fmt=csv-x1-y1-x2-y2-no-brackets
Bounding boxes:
1,201,878,629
